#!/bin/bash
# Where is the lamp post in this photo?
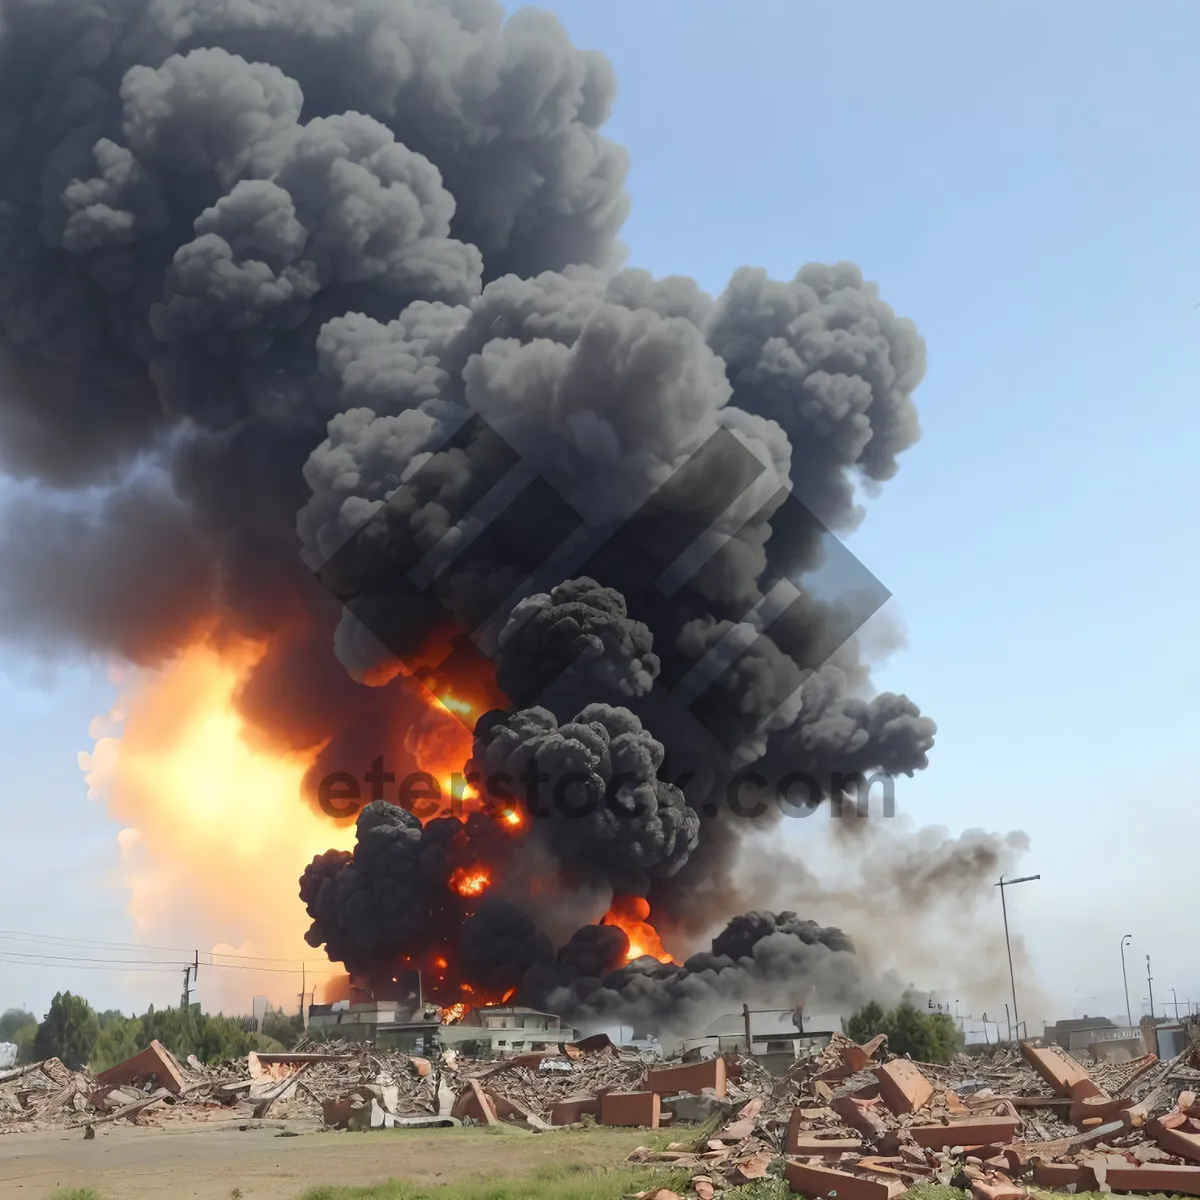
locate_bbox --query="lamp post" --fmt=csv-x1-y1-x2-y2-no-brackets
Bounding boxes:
1172,989,1180,1020
996,874,1041,1042
1146,955,1155,1019
1120,935,1133,1026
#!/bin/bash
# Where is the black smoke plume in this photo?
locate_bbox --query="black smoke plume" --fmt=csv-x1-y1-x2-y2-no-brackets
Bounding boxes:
0,0,945,1031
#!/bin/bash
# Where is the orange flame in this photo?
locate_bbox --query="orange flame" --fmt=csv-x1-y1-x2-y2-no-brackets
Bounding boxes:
450,865,490,897
602,896,679,965
441,1002,469,1024
78,640,357,1012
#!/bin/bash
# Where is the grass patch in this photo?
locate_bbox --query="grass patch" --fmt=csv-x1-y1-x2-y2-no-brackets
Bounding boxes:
723,1181,790,1200
904,1187,968,1200
299,1163,690,1200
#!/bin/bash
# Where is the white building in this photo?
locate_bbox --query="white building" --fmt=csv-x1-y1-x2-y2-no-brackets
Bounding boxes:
439,1005,580,1056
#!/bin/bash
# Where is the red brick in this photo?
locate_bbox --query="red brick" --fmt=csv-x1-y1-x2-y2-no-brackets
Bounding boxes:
488,1092,533,1122
910,1118,1020,1150
873,1060,934,1115
1031,1161,1095,1189
1018,1042,1102,1099
1073,1092,1136,1126
841,1034,888,1073
92,1040,186,1096
1150,1118,1200,1162
600,1090,661,1128
1104,1163,1200,1196
831,1094,888,1139
451,1078,497,1124
785,1160,904,1200
550,1096,601,1125
790,1135,864,1157
644,1058,726,1098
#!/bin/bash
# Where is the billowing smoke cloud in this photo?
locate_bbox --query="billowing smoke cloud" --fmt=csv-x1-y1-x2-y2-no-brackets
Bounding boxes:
469,702,700,893
0,0,969,1031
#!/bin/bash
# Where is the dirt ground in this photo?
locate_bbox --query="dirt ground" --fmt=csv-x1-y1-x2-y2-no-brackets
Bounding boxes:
0,1121,650,1199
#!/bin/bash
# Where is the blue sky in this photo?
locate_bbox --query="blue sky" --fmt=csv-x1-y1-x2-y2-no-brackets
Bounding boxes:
3,0,1199,1027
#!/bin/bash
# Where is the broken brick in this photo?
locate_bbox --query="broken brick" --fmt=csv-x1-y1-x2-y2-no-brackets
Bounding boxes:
1150,1117,1200,1162
790,1135,865,1157
785,1160,905,1200
841,1034,888,1073
1070,1092,1135,1127
645,1058,726,1098
1018,1042,1103,1099
832,1093,889,1139
1103,1163,1200,1196
910,1117,1020,1151
91,1040,186,1096
1031,1160,1095,1189
601,1090,661,1128
550,1096,600,1125
873,1060,934,1115
451,1078,497,1125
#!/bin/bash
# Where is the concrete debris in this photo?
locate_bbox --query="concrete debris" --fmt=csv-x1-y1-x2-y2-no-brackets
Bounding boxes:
6,1027,1200,1200
624,1036,1200,1200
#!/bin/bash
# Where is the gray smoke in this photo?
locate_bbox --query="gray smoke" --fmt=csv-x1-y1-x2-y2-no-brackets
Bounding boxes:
0,0,950,1028
526,909,894,1043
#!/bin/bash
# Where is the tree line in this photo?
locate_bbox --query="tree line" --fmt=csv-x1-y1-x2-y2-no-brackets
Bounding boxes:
1,994,304,1071
842,998,965,1063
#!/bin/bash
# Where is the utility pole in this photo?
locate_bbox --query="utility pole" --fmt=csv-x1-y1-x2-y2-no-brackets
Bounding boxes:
742,1004,752,1054
299,963,306,1023
180,964,191,1010
996,874,1040,1042
1146,955,1155,1019
1120,935,1133,1026
1172,988,1180,1020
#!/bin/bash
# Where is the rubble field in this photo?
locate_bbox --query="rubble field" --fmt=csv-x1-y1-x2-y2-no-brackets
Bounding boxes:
4,1031,1200,1200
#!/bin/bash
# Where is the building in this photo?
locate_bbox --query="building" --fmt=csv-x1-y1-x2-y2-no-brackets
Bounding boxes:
439,1006,580,1056
1042,1015,1117,1053
306,981,580,1057
1084,1024,1143,1062
684,1009,835,1059
307,969,443,1053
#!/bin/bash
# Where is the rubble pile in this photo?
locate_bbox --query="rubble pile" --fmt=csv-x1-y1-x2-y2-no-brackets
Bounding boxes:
6,1028,1200,1200
625,1035,1200,1200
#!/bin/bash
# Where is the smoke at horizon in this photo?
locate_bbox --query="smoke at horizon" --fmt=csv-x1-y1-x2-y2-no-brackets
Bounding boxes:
0,0,1028,1032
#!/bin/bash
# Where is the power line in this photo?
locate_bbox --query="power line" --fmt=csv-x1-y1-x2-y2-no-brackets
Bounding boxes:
0,950,344,976
0,930,335,965
0,956,180,974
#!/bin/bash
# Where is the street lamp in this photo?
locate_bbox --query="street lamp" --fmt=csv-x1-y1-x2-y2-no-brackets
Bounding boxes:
996,873,1041,1042
1146,955,1155,1019
1171,988,1180,1020
1120,935,1133,1026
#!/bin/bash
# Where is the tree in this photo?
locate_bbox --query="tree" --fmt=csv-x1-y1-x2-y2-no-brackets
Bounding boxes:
12,1022,37,1065
0,1008,36,1042
844,1001,888,1046
92,1015,142,1073
842,999,964,1065
262,1008,302,1050
32,992,100,1069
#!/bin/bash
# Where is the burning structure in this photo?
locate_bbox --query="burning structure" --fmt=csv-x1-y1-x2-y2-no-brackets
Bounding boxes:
0,0,991,1034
